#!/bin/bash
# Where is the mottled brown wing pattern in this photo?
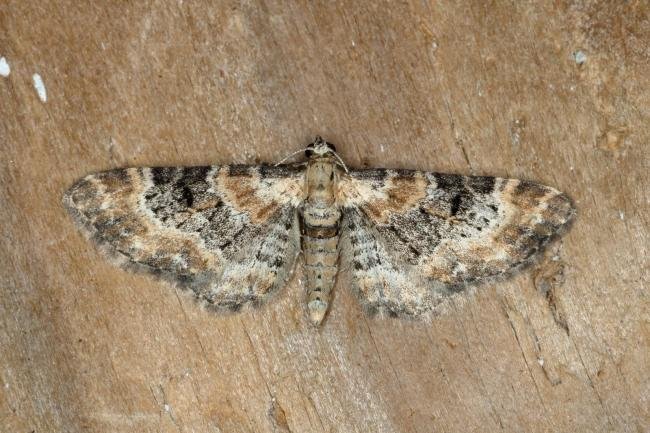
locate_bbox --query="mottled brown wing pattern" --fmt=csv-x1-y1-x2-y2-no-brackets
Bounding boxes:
64,137,575,323
338,169,574,316
64,165,304,310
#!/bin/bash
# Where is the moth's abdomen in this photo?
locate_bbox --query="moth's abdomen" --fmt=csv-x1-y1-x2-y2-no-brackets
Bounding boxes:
301,157,342,325
302,207,340,234
301,205,341,325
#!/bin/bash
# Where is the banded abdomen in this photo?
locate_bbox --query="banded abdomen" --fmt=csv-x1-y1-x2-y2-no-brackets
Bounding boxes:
301,158,341,325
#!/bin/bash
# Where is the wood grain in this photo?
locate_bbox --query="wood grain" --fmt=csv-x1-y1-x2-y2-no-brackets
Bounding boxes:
1,1,648,432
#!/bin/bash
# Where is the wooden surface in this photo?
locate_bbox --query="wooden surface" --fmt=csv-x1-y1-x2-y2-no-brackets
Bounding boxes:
1,2,648,432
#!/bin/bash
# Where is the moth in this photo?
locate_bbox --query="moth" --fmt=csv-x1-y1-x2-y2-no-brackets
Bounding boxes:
64,137,574,325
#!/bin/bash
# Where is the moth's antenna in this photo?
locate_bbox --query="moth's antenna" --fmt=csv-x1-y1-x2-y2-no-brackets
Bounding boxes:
331,151,349,173
274,145,349,173
275,148,307,166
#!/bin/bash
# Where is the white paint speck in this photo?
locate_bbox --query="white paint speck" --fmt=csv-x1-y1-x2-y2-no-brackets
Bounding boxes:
573,50,587,65
0,57,10,77
32,73,47,102
380,144,385,152
619,211,625,220
537,358,544,367
163,404,171,412
351,40,356,47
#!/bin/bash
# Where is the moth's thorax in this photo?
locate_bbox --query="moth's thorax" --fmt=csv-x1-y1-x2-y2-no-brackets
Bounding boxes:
302,157,342,230
304,156,338,205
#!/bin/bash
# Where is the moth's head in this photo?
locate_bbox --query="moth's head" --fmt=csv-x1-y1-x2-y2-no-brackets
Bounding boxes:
305,136,336,158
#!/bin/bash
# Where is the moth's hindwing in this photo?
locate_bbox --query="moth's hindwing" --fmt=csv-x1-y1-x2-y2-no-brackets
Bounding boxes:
337,169,574,316
64,165,305,310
